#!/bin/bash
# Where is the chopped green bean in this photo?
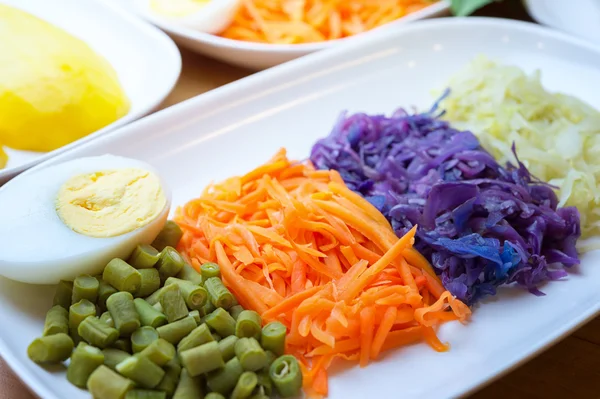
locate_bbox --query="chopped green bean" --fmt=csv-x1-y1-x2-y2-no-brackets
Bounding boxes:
107,292,140,337
139,338,176,366
248,393,269,399
116,355,165,389
156,247,185,282
156,315,197,345
264,351,276,368
177,323,213,353
189,310,201,324
78,316,119,348
136,269,161,298
153,302,164,313
206,357,243,395
145,287,163,306
235,310,262,340
131,326,159,353
134,298,167,328
217,335,238,362
200,262,221,280
152,221,183,251
205,308,235,337
124,390,165,399
256,369,272,396
269,355,302,398
212,333,221,342
173,368,204,399
165,277,207,310
103,348,130,370
67,342,104,388
159,284,189,323
53,280,73,310
129,244,161,269
180,341,224,376
125,389,167,399
98,280,118,310
260,321,286,356
100,311,114,327
231,371,258,399
103,259,142,294
205,394,226,399
87,365,134,399
201,300,216,317
176,263,203,285
229,305,244,321
235,338,267,372
27,333,73,364
204,277,234,309
112,338,132,353
43,305,69,336
69,299,96,331
72,275,99,304
155,359,181,397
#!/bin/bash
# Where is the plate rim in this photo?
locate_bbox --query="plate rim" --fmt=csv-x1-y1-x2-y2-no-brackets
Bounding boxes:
0,0,182,182
5,17,600,399
125,0,450,53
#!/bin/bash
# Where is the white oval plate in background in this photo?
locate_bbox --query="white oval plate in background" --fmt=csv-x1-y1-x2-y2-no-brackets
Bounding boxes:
110,0,449,70
4,17,600,399
523,0,600,44
0,0,182,184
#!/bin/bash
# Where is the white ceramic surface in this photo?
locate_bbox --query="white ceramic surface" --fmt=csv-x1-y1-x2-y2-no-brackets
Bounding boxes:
0,0,182,184
5,17,600,399
112,0,450,70
523,0,600,43
135,0,240,35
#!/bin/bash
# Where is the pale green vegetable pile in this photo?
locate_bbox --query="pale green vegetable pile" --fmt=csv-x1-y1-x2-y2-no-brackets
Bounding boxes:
439,56,600,250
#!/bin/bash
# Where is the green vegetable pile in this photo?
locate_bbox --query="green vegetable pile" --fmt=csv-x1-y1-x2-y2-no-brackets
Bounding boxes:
27,221,302,399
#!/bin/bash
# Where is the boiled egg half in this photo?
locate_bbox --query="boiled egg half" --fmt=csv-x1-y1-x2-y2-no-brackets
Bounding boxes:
136,0,240,35
0,155,171,284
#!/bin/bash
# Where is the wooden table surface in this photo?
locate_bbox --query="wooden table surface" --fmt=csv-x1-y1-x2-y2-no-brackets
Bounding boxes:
4,2,600,399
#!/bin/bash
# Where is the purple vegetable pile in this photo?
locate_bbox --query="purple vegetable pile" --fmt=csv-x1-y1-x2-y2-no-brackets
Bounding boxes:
309,99,581,305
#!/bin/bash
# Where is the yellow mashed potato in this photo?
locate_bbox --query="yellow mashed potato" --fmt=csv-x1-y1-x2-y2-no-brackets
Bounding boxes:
0,5,130,154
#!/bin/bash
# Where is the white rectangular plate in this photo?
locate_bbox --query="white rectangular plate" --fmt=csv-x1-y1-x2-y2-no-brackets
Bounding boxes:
4,17,600,399
0,0,181,184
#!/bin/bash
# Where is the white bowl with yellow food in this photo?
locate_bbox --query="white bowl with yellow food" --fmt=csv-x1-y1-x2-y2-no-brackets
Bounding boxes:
0,0,182,184
0,155,171,284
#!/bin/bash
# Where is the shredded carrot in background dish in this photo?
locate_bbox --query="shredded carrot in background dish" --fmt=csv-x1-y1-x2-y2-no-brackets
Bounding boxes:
221,0,438,44
176,149,470,397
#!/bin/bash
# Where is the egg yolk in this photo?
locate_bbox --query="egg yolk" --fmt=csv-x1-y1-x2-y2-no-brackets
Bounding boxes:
56,168,167,238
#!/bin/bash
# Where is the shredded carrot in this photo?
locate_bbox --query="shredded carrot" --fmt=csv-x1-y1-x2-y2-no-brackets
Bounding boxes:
176,149,470,397
220,0,438,44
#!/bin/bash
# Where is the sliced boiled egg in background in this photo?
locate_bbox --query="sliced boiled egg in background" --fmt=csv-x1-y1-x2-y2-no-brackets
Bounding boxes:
0,155,171,284
135,0,241,35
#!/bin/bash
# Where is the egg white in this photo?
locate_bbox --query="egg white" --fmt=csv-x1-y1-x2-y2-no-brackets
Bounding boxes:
0,155,172,284
136,0,240,35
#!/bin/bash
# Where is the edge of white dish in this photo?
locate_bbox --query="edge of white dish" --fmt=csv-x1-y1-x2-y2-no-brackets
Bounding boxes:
5,17,600,399
0,0,182,184
523,0,600,43
115,0,450,69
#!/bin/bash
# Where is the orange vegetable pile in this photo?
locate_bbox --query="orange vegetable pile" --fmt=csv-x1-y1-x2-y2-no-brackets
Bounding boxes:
221,0,437,44
175,149,470,397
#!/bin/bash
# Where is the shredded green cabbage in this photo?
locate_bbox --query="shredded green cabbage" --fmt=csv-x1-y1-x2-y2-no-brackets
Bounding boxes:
439,56,600,250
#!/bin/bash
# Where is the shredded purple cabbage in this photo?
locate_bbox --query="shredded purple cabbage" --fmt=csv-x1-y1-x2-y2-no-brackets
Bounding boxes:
309,98,581,305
